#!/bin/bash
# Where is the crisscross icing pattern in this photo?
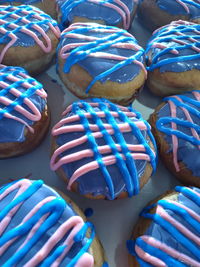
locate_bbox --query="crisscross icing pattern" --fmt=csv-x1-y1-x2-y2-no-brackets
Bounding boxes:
0,179,95,266
156,90,200,172
0,5,60,63
50,99,157,200
58,0,138,29
59,22,146,93
146,20,200,71
128,186,200,267
0,65,47,133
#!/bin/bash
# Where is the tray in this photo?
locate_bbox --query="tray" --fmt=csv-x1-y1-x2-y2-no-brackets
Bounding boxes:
0,17,180,267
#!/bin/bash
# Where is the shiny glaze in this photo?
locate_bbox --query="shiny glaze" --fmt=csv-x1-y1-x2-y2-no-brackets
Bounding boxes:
0,5,60,63
58,22,146,93
50,98,157,200
0,179,95,266
127,186,200,267
146,20,200,73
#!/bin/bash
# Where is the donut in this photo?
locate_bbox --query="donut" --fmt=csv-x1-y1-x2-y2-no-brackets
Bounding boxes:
56,0,138,30
0,178,107,266
127,186,200,267
0,5,60,75
50,98,157,200
57,22,146,105
0,0,57,18
138,0,200,32
0,65,50,158
146,20,200,97
149,90,200,188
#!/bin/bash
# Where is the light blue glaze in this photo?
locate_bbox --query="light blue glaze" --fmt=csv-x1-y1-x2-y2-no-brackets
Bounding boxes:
0,5,57,47
0,179,95,266
0,65,46,143
57,0,134,29
56,98,157,200
57,23,145,92
156,91,200,177
127,186,200,265
146,21,200,73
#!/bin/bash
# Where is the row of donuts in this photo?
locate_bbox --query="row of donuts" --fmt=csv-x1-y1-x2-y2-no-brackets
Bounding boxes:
2,5,200,103
3,0,200,32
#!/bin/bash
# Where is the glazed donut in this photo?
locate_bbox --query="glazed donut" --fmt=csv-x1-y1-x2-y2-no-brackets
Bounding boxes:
149,90,200,188
57,22,146,105
146,20,200,97
127,186,200,267
1,0,57,18
0,178,107,266
138,0,200,32
0,65,49,158
57,0,138,30
50,98,157,200
0,5,60,75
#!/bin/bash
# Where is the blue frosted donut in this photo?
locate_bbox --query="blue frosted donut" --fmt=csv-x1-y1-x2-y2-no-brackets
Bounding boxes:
149,90,200,188
0,5,60,75
0,179,107,266
138,0,200,31
56,0,138,30
145,20,200,96
57,22,146,105
0,65,49,158
50,98,157,200
127,186,200,267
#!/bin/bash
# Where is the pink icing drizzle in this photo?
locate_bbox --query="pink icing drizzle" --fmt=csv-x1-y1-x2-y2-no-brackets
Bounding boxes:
168,92,200,172
60,22,147,78
0,6,60,63
50,101,155,190
0,65,47,133
0,179,94,266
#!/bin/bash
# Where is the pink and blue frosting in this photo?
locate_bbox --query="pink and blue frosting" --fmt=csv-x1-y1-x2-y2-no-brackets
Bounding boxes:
57,22,146,94
50,98,157,200
0,65,47,143
0,179,98,266
127,186,200,266
57,0,137,30
146,20,200,73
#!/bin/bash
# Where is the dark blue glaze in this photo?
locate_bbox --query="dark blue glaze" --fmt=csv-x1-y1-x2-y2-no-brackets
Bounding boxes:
0,65,46,143
58,23,145,92
127,186,200,265
146,21,200,73
156,91,200,177
0,179,95,266
57,0,135,28
0,5,57,47
55,98,157,200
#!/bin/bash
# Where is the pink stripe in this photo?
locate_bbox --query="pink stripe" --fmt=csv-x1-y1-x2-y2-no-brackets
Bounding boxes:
67,153,151,189
135,245,166,267
157,205,200,246
140,236,200,267
176,0,190,13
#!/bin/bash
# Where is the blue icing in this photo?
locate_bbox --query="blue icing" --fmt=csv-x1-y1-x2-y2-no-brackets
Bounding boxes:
146,21,200,73
128,186,200,265
0,179,95,266
2,0,41,3
155,0,200,19
57,0,134,28
0,5,57,47
0,65,46,143
55,98,157,200
57,23,145,91
156,90,200,177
